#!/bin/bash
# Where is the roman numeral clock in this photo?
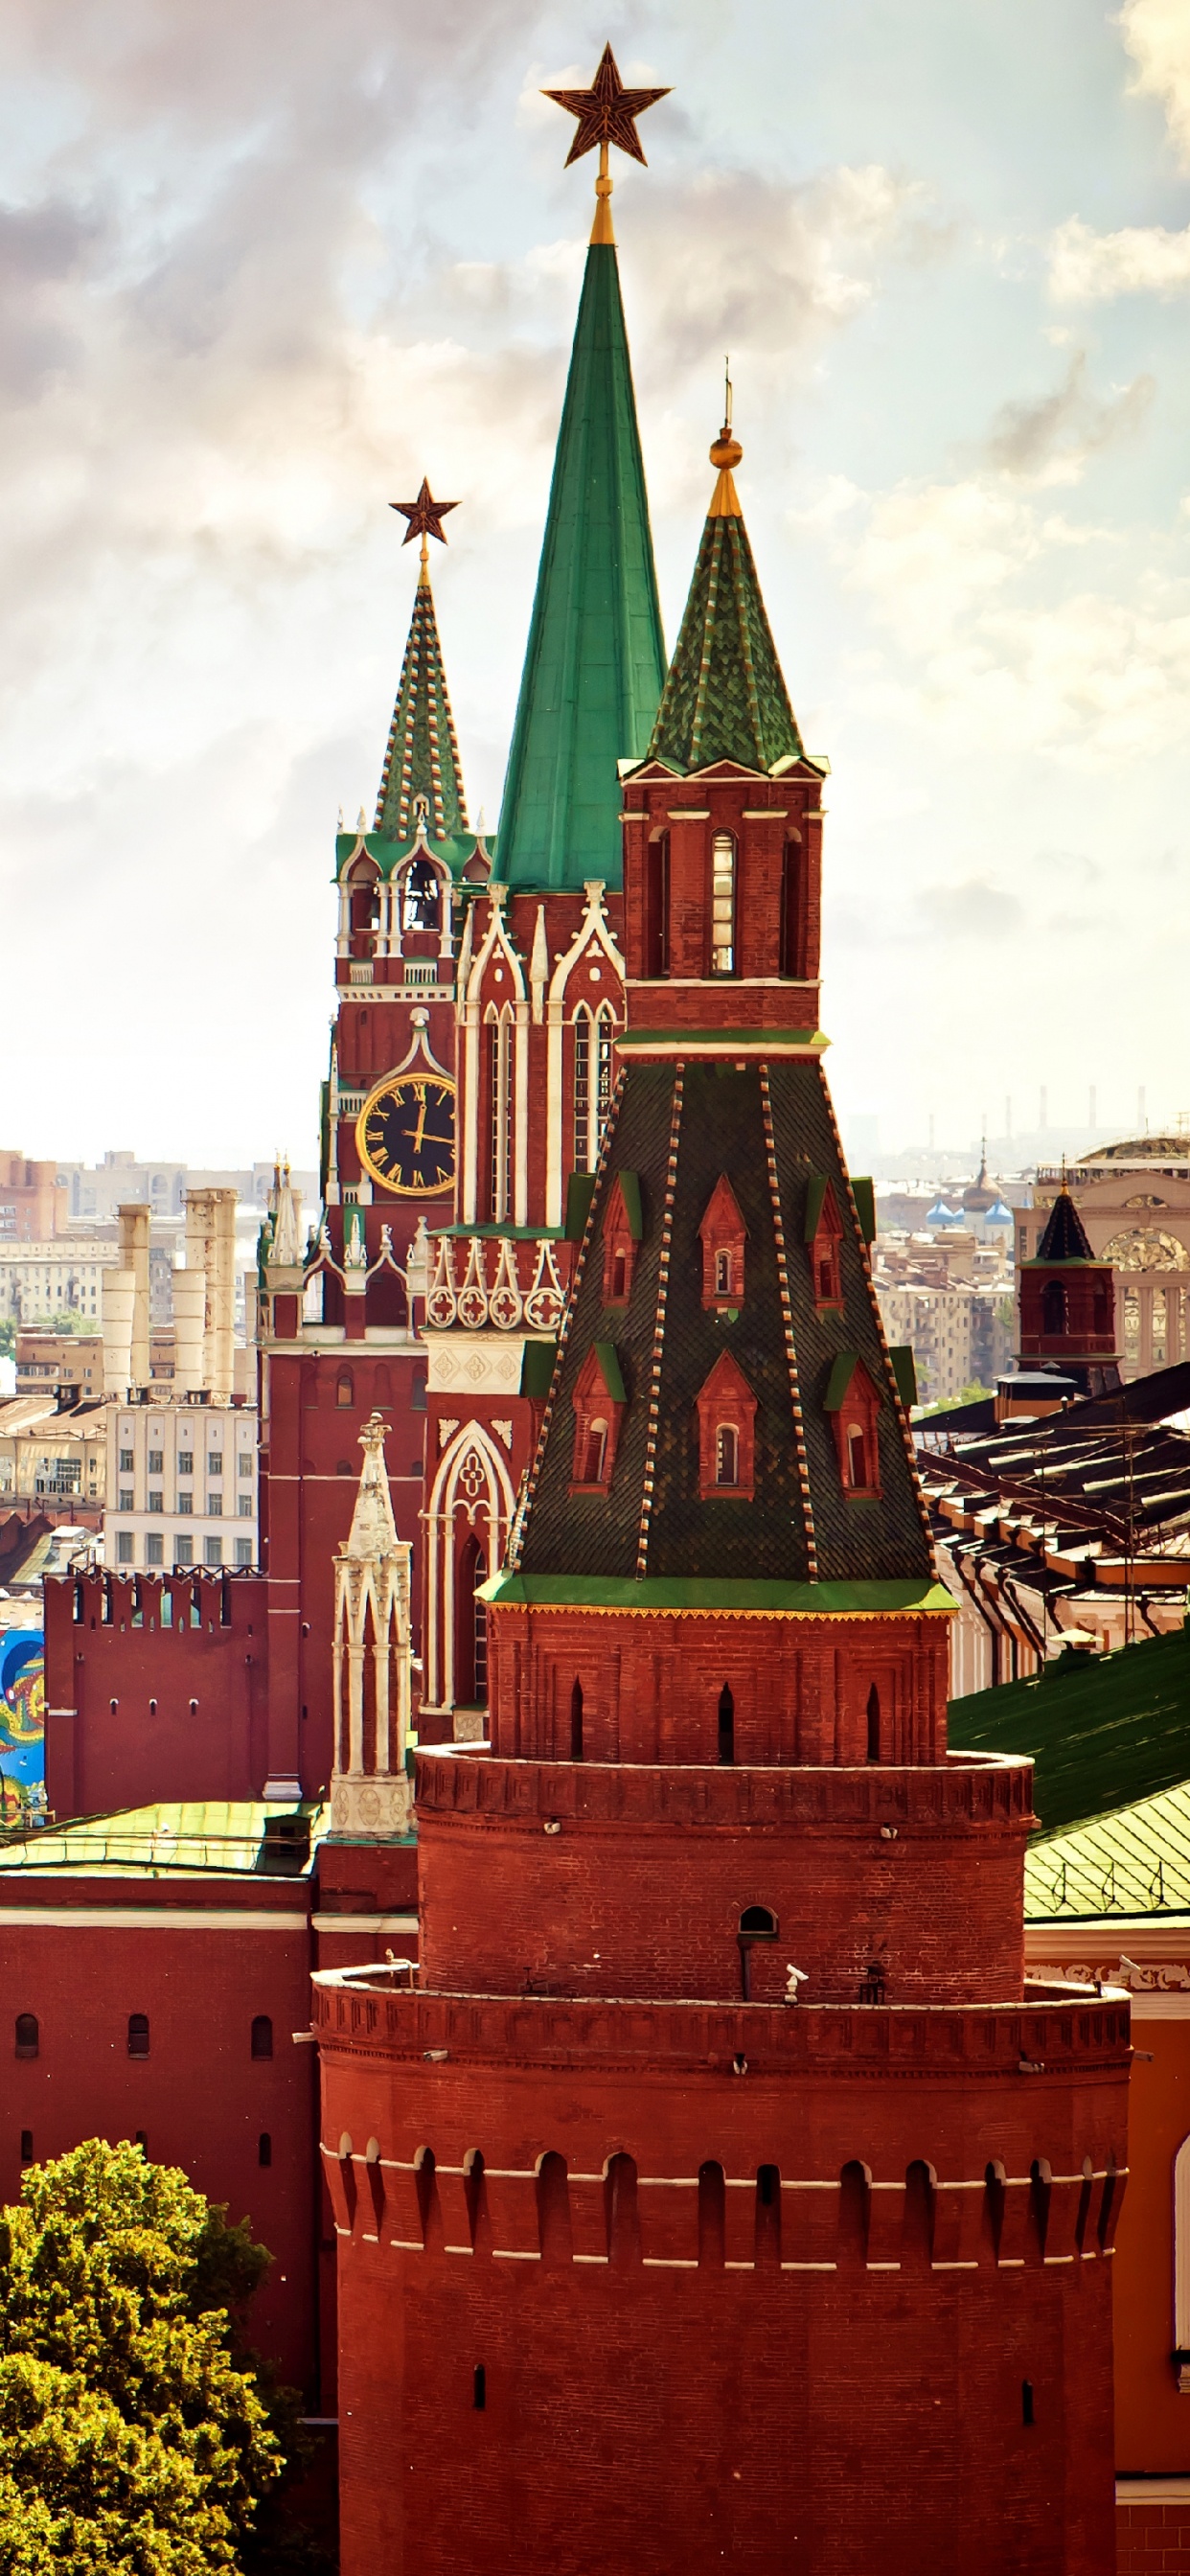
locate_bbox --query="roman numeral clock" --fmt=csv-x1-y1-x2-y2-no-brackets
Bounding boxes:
355,1024,457,1203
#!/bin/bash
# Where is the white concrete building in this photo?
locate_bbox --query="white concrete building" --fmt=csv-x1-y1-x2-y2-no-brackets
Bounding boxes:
105,1398,258,1570
0,1241,117,1323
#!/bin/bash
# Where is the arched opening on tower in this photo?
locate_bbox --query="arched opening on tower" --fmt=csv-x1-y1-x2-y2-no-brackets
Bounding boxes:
718,1683,735,1765
866,1684,881,1762
401,854,442,934
1042,1277,1068,1337
709,832,737,975
570,1679,584,1762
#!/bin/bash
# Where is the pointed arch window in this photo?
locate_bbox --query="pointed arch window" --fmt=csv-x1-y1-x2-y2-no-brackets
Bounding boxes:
572,1005,616,1177
602,1172,643,1308
695,1351,757,1500
570,1344,626,1495
486,1008,513,1222
455,1532,488,1707
805,1177,844,1309
824,1355,882,1501
348,862,381,957
698,1176,747,1311
710,833,737,975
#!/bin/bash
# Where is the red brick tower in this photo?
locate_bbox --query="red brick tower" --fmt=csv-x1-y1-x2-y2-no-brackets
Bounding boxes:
256,495,488,1792
1017,1178,1122,1396
318,408,1129,2574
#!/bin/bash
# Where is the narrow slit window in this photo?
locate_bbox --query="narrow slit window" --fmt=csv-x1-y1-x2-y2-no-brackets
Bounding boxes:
718,1683,735,1765
14,2013,38,2060
573,1013,591,1176
583,1421,607,1485
847,1426,867,1489
251,2015,273,2060
866,1684,881,1762
473,2364,487,2412
710,834,736,975
715,1248,733,1297
20,2129,33,2165
259,2132,272,2168
127,2013,149,2058
570,1680,584,1763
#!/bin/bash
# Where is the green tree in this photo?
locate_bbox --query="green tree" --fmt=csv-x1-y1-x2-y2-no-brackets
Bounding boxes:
0,2140,289,2575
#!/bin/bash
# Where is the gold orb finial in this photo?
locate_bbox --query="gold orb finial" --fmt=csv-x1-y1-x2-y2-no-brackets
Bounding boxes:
708,360,742,515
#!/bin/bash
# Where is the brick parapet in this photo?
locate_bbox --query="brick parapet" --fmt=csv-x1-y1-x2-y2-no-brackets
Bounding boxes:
411,1750,1035,2004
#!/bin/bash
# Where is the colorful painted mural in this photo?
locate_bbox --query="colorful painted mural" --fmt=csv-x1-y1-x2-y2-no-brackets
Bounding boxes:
0,1628,46,1828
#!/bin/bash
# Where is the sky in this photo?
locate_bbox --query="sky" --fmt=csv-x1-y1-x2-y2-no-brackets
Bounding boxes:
1,0,1189,1174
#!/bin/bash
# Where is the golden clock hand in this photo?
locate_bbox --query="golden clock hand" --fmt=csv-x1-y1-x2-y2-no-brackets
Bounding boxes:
412,1102,427,1155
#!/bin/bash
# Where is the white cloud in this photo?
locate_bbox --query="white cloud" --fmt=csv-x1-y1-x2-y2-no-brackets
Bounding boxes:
1049,211,1190,301
1118,0,1190,168
828,472,1190,764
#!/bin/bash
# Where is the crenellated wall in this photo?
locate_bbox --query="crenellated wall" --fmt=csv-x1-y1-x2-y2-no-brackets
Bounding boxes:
318,1966,1128,2576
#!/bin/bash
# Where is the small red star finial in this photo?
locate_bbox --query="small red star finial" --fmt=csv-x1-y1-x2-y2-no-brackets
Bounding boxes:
391,478,459,548
543,43,670,169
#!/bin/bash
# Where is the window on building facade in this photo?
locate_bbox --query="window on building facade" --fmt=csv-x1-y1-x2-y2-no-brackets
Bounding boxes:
148,1451,163,1475
207,1453,221,1480
238,1494,252,1516
238,1454,253,1480
208,1493,222,1515
716,1424,740,1487
127,2013,149,2058
176,1490,193,1513
116,1531,134,1564
15,2013,37,2059
119,1487,134,1511
251,2014,273,2059
235,1537,252,1566
177,1451,194,1477
573,1011,591,1173
148,1490,163,1513
174,1536,194,1566
710,833,737,975
146,1534,164,1567
204,1537,223,1566
119,1449,134,1474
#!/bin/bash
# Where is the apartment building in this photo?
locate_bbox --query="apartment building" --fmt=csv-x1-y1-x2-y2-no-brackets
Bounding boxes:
0,1243,116,1324
877,1277,1016,1409
105,1399,258,1570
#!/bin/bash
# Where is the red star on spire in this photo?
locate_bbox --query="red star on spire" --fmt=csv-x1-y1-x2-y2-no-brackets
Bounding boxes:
543,42,670,169
390,479,459,547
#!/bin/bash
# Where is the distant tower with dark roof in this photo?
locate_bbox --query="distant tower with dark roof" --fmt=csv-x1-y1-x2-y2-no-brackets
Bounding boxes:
320,388,1127,2576
1017,1175,1121,1395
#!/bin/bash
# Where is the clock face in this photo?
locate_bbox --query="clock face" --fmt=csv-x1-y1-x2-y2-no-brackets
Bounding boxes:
356,1073,456,1197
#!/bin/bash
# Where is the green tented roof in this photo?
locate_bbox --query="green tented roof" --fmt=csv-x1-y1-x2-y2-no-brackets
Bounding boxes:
496,242,666,891
1025,1778,1190,1920
950,1626,1190,1839
648,502,803,776
374,574,469,841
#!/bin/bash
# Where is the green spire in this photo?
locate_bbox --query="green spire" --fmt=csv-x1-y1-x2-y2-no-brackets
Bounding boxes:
648,426,803,775
496,242,666,890
375,570,469,840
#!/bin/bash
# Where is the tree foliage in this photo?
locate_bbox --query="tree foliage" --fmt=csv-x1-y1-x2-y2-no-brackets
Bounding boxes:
0,2140,286,2575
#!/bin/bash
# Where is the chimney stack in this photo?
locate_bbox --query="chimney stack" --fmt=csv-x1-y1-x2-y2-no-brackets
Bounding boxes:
117,1205,150,1392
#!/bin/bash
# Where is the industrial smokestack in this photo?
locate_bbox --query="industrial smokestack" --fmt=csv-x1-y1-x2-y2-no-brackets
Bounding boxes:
184,1188,237,1399
172,1269,206,1395
117,1205,150,1392
102,1268,136,1400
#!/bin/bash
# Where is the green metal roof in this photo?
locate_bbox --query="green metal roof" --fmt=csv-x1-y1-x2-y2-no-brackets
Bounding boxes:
1025,1778,1190,1920
647,496,803,776
375,572,469,841
496,242,666,891
483,1573,952,1616
950,1626,1190,1838
0,1800,329,1878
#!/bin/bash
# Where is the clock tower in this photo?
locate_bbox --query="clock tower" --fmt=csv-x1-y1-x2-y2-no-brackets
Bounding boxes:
255,494,488,1799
